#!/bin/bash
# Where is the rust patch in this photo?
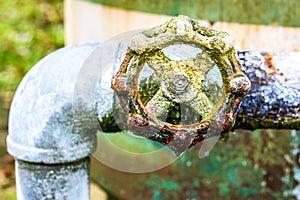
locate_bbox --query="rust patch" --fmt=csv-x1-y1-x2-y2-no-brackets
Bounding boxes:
263,53,285,80
235,51,300,130
264,53,275,70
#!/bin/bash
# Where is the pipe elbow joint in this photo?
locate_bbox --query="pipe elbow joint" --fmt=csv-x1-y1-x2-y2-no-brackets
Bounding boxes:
6,43,100,164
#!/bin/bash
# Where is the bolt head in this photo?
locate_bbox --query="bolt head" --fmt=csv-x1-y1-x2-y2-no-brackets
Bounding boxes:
171,74,190,93
230,75,251,95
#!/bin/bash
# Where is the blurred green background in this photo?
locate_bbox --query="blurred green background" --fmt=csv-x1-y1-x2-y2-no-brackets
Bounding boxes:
0,0,64,140
0,1,63,199
91,130,300,199
0,1,299,200
0,0,63,96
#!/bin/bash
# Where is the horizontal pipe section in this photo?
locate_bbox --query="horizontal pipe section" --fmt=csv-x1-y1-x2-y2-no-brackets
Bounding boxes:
235,51,300,130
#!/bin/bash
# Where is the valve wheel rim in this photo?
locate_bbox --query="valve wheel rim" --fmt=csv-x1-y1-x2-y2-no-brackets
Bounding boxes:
111,15,251,153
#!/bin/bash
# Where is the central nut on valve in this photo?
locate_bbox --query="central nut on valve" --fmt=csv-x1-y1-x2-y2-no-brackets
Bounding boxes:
171,74,189,93
111,15,251,155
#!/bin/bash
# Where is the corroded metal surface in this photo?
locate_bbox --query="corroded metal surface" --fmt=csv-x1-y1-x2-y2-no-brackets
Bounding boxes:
16,158,90,200
236,51,300,130
7,44,99,164
111,16,250,155
7,44,100,200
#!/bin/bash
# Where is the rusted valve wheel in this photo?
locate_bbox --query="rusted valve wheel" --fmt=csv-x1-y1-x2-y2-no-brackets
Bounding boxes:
112,16,251,155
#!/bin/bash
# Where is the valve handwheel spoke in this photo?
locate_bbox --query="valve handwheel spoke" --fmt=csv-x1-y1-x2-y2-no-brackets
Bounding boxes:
144,88,171,119
190,92,214,119
147,51,176,81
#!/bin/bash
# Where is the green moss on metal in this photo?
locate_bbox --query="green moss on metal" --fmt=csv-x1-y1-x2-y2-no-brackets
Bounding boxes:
98,111,121,132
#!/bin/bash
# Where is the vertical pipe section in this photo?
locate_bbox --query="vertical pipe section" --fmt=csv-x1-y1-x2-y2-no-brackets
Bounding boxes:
6,43,101,199
15,158,90,200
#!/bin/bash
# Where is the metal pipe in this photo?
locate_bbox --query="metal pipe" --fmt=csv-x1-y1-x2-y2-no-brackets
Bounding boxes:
235,51,300,130
15,158,90,200
96,51,300,132
6,43,100,199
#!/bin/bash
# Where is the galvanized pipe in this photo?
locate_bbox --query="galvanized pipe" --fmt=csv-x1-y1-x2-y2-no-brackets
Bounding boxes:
6,43,100,200
15,158,90,200
235,51,300,130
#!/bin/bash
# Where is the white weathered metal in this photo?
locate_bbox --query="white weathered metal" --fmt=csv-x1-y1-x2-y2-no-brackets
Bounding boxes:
7,43,100,199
